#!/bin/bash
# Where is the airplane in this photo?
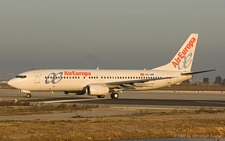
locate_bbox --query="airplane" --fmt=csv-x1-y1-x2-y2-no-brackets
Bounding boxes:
8,33,216,99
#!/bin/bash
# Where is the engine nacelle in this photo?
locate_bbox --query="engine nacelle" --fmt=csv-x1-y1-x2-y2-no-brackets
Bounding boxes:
87,84,109,96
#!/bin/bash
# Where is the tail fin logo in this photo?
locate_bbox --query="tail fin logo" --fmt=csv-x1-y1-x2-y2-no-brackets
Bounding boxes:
177,53,193,70
172,37,196,69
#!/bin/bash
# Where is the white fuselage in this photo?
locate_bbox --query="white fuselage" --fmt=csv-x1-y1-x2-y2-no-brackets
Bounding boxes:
8,69,192,92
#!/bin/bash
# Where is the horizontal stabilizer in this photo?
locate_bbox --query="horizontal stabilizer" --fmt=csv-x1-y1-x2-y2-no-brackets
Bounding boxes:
181,69,217,75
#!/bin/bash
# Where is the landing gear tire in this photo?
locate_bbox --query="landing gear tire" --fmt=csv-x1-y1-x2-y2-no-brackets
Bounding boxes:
110,93,119,99
97,95,105,98
26,94,31,98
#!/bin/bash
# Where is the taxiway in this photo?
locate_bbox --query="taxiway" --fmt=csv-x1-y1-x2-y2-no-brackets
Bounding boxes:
1,89,225,107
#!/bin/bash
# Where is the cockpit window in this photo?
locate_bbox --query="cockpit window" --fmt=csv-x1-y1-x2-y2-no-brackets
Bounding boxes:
16,75,27,78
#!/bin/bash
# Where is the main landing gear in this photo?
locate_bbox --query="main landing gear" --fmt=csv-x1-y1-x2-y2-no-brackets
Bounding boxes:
97,95,105,98
110,93,119,99
96,93,119,99
26,93,31,98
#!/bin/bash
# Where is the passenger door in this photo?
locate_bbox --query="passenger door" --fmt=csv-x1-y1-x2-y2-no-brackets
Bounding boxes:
34,72,40,83
167,73,171,85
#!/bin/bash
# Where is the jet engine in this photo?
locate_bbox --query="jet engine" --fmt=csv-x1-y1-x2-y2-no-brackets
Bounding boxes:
87,84,109,96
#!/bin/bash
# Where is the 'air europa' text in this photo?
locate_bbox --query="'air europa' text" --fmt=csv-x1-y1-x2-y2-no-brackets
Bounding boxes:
172,37,196,68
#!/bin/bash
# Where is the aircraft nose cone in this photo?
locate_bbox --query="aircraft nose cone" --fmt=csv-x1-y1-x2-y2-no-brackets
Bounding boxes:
8,79,17,88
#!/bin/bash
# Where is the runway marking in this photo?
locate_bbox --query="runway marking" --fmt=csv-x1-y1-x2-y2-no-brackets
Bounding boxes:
36,98,108,104
195,101,225,105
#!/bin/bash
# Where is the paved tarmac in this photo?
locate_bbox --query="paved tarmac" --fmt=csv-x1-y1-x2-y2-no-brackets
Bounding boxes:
1,89,225,107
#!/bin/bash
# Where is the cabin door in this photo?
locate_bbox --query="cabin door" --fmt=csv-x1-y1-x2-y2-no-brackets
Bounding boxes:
34,72,40,83
167,73,171,85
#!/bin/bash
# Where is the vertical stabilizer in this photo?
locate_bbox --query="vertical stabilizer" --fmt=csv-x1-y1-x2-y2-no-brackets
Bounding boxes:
152,33,198,72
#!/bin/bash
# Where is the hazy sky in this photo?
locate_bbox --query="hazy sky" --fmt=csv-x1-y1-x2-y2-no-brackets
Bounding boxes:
0,0,225,81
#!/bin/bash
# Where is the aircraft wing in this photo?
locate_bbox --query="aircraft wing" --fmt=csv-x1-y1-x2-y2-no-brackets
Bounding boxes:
181,69,217,75
107,77,173,85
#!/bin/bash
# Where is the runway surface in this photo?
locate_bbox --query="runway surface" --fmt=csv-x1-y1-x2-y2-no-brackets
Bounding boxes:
1,89,225,107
